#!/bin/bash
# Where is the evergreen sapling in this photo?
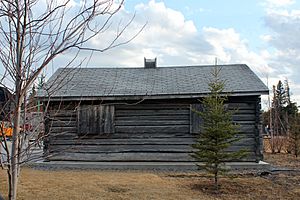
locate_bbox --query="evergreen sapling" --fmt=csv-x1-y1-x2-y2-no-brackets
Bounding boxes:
191,67,247,191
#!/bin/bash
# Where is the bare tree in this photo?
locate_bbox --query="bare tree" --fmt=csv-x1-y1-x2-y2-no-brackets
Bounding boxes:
0,0,144,199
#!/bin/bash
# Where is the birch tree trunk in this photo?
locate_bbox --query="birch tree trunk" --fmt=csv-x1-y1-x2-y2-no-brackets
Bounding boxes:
0,1,144,199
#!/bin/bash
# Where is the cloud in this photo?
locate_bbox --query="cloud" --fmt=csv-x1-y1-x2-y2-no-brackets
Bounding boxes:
260,34,273,42
44,0,299,106
53,1,273,82
264,0,295,8
262,7,300,103
85,1,272,74
81,0,214,67
202,27,273,77
265,9,300,51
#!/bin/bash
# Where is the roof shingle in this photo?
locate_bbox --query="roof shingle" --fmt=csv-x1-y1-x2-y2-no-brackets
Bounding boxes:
38,64,268,99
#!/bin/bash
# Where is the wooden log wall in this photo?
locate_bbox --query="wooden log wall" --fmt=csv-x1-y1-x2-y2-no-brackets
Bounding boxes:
44,96,261,162
254,97,263,161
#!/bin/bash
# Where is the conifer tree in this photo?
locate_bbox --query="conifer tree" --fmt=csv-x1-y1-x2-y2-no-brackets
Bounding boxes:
191,67,247,191
284,79,291,105
276,80,286,108
274,80,287,135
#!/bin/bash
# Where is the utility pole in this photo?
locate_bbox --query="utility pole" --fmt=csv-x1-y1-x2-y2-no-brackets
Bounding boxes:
267,75,272,134
271,85,276,153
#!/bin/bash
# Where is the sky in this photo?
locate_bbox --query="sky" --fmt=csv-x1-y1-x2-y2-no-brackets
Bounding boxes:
47,0,300,108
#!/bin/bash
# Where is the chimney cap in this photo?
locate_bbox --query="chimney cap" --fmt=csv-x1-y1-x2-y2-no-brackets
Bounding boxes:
144,57,157,69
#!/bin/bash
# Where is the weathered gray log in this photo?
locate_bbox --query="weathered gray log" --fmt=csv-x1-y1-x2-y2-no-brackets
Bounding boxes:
50,132,192,140
47,152,256,162
116,104,189,110
49,138,196,145
233,121,255,125
48,134,78,140
232,109,255,114
115,115,189,121
49,136,254,146
48,110,76,117
115,120,190,126
49,144,193,153
48,152,194,162
112,132,193,138
232,114,256,121
50,120,77,127
115,125,190,133
49,143,255,154
116,109,190,116
237,125,255,133
227,103,255,109
50,127,77,133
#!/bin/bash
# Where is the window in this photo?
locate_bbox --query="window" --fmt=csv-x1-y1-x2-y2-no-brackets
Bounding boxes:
77,105,115,135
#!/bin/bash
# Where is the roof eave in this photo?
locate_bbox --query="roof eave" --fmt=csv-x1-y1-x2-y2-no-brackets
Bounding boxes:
37,90,269,102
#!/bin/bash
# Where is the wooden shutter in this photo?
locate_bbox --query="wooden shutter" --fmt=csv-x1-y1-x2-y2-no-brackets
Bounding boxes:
102,105,115,134
77,105,115,135
190,104,203,134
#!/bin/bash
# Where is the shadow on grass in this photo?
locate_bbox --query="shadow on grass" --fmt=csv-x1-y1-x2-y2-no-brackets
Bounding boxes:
190,179,249,196
105,185,130,194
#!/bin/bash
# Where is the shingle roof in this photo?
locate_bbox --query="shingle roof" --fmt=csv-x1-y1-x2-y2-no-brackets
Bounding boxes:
38,64,268,100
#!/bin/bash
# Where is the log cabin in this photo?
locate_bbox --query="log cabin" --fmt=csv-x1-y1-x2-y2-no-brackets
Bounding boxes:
37,60,269,164
0,87,13,121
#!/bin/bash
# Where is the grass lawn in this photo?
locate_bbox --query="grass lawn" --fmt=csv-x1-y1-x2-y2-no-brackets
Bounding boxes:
0,154,300,200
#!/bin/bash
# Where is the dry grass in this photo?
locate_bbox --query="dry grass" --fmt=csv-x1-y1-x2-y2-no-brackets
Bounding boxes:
264,152,300,169
1,154,300,200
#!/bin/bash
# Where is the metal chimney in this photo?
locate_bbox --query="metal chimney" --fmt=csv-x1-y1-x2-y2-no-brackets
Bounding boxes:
144,57,157,69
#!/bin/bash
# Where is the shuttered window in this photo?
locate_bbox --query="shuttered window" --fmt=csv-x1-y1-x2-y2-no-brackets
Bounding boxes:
77,105,115,135
190,104,203,134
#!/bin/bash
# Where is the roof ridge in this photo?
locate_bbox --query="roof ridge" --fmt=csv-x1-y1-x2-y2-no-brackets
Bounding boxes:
56,64,247,70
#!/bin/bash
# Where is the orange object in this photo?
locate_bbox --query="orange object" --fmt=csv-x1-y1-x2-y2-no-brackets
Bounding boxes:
0,121,13,137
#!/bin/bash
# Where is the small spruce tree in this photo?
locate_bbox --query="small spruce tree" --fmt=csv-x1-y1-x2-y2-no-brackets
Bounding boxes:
191,67,247,191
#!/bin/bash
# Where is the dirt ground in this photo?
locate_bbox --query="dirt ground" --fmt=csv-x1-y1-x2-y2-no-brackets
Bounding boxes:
0,154,300,200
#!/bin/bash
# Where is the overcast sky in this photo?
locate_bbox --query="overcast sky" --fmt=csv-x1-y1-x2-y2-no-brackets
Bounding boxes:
48,0,300,108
